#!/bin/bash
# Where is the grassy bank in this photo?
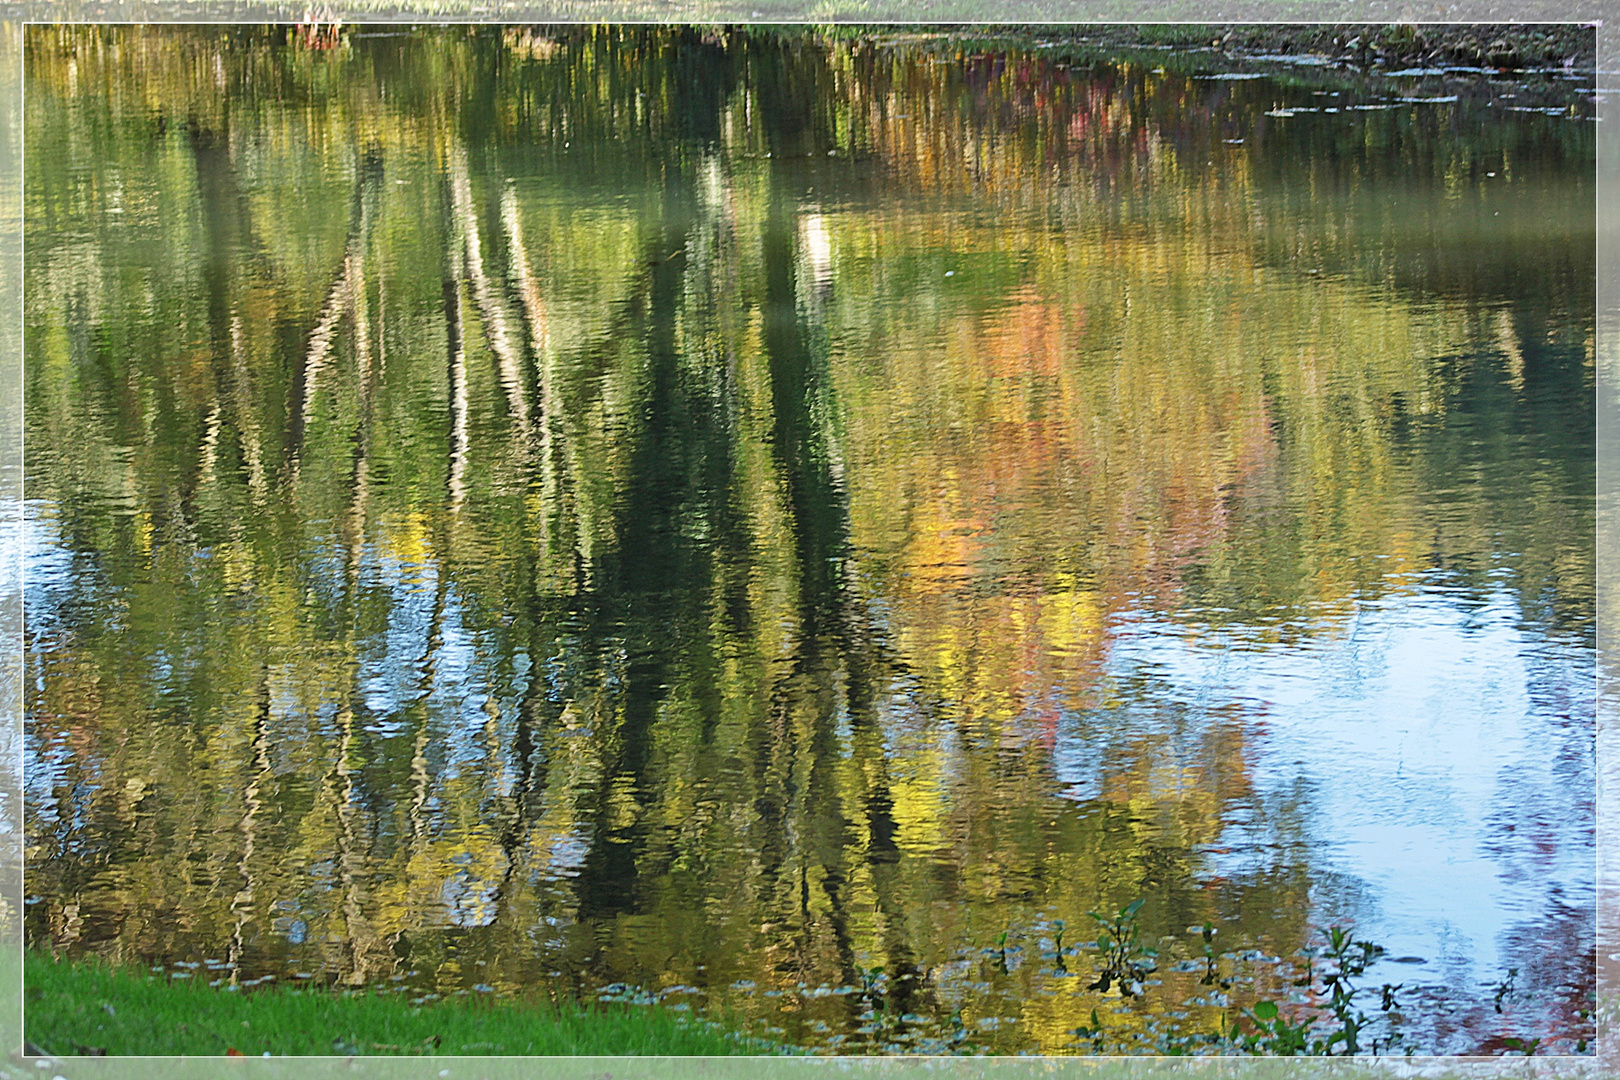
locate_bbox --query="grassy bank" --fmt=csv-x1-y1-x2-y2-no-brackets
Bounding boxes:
26,953,771,1057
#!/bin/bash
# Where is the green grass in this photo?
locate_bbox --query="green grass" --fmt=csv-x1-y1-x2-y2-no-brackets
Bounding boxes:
26,953,772,1057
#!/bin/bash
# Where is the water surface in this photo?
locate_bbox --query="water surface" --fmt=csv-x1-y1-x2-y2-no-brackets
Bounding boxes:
22,26,1596,1054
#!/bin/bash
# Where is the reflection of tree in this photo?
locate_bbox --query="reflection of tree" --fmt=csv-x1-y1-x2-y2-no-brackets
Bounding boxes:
571,183,704,923
753,142,932,1014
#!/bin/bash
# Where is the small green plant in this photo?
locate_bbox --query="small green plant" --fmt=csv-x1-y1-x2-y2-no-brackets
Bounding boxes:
853,964,896,1042
1491,967,1518,1013
1085,899,1155,997
1051,919,1068,974
1367,982,1407,1055
1316,924,1384,1055
1222,925,1402,1057
1196,922,1229,989
1227,999,1314,1055
1070,1007,1106,1052
1502,1036,1540,1056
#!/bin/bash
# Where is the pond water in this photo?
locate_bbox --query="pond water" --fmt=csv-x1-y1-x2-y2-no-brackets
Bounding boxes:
22,26,1596,1055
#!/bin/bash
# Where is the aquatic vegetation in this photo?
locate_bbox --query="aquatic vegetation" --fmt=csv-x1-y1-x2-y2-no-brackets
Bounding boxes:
1220,925,1393,1056
1084,900,1155,998
1195,922,1230,990
1057,912,1584,1057
1049,919,1069,974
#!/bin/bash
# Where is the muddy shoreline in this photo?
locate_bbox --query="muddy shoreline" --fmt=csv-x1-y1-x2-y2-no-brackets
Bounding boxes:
1071,23,1596,75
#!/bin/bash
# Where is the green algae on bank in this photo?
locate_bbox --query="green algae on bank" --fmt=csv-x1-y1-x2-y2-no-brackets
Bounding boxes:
25,953,774,1057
